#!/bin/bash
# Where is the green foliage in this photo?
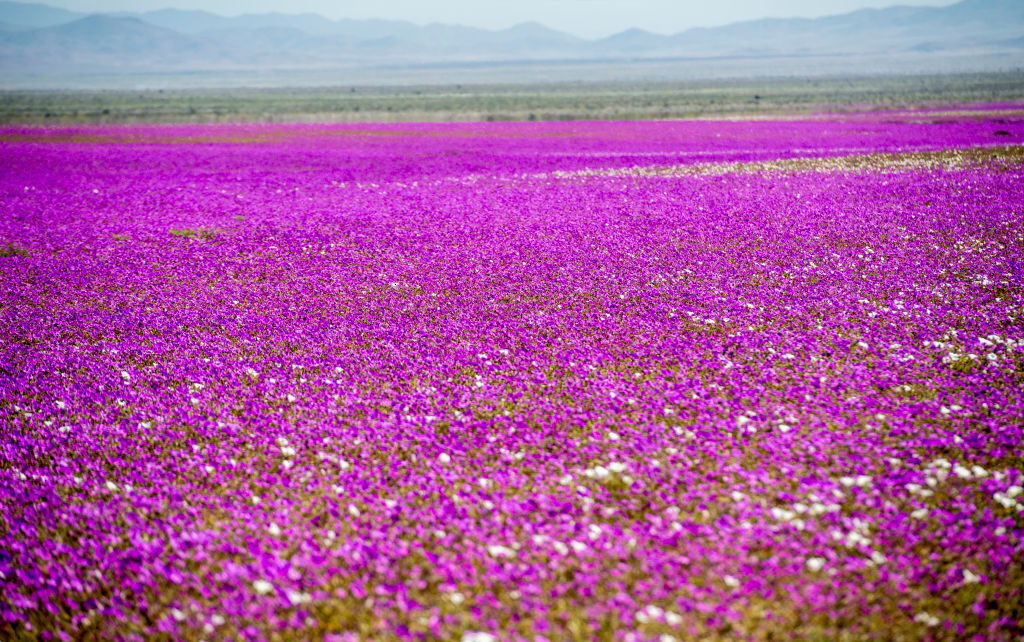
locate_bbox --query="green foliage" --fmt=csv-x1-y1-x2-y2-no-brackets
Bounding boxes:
170,228,219,241
0,242,29,257
1,72,1021,125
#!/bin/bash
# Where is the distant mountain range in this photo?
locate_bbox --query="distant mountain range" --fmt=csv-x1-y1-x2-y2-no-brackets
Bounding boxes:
1,0,1022,75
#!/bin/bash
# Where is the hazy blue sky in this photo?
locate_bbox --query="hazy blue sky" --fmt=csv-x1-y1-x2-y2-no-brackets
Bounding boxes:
44,0,961,38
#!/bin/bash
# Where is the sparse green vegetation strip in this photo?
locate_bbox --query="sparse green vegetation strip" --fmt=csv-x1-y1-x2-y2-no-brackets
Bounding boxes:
556,145,1024,178
1,72,1022,125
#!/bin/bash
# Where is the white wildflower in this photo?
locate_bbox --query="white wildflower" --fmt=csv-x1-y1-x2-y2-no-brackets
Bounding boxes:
993,492,1017,509
286,591,312,605
771,507,796,521
487,544,516,558
635,604,664,624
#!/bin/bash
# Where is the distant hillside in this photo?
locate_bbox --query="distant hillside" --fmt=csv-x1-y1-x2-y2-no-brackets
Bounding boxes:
0,0,78,29
0,0,1022,76
0,14,226,70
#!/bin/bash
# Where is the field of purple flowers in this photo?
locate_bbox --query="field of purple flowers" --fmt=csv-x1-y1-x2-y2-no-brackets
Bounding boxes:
2,111,1023,641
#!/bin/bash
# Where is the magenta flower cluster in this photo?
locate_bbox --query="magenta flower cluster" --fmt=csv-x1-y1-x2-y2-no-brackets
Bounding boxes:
1,112,1023,640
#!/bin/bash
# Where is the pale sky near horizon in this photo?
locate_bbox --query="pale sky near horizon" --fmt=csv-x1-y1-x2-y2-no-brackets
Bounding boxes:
41,0,962,38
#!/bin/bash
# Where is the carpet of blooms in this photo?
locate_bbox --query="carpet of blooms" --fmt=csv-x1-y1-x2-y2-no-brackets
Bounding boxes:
2,110,1024,640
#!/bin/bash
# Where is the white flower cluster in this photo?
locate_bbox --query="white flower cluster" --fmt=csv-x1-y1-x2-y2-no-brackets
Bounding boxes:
532,534,587,556
316,451,351,470
287,591,312,605
805,557,826,572
582,461,628,481
830,519,885,564
962,569,982,584
672,426,696,441
634,604,683,626
993,485,1023,510
839,475,872,488
486,544,516,558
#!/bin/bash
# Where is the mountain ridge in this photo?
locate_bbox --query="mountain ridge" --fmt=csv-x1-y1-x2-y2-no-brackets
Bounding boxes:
1,0,1022,75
